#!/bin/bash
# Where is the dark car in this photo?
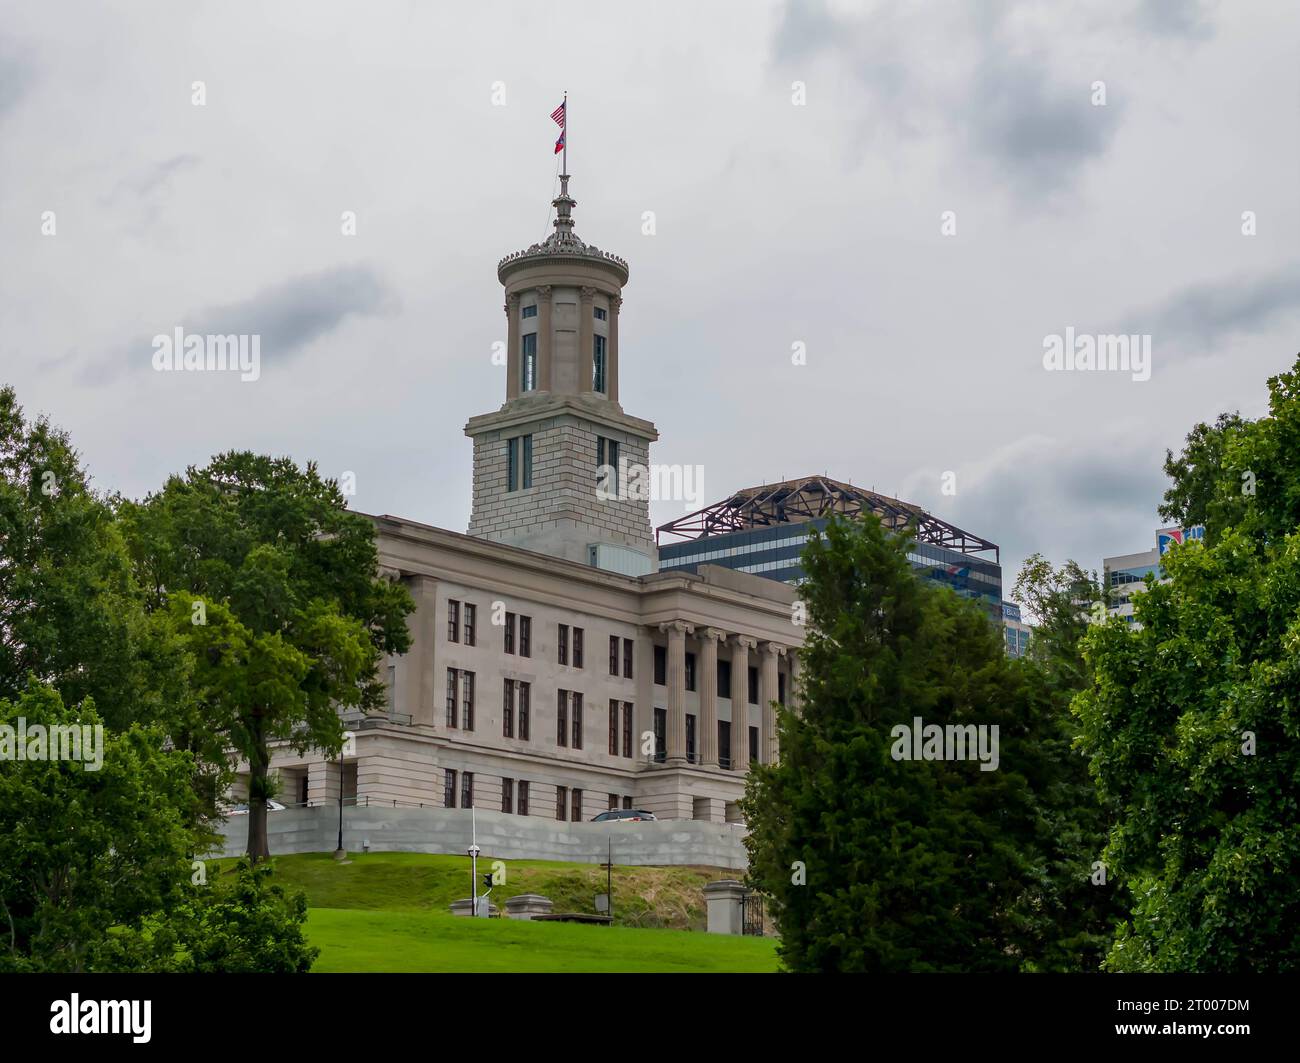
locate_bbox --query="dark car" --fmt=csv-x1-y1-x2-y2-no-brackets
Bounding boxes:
592,808,657,823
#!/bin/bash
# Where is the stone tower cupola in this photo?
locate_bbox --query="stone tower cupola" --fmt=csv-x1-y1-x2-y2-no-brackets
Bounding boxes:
464,172,659,573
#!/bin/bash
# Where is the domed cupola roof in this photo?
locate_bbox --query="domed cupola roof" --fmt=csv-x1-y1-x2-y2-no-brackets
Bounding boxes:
497,174,629,287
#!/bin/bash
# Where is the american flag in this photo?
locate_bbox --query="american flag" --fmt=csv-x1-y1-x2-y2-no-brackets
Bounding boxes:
551,101,566,127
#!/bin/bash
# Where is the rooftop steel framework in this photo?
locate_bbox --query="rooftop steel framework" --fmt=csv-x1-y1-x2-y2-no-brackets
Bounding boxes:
655,475,999,562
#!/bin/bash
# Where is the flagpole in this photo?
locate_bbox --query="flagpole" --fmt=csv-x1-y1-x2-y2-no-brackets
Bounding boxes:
563,91,568,175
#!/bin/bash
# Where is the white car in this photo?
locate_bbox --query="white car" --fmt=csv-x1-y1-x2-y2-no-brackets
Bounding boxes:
225,799,287,816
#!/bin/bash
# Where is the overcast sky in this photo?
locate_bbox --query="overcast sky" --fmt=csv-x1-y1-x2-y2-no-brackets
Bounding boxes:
2,0,1297,586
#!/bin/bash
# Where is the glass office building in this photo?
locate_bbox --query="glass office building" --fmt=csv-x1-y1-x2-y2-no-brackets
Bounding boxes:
657,477,1003,622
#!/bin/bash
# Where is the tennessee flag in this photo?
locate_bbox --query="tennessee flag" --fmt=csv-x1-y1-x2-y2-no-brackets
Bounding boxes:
554,129,565,155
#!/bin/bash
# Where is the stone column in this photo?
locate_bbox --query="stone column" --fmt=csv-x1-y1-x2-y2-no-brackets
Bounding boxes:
759,642,784,765
608,294,622,403
698,628,723,766
661,621,691,763
790,651,803,715
579,286,597,394
401,573,438,728
730,636,755,772
505,293,520,400
635,626,655,761
537,285,553,392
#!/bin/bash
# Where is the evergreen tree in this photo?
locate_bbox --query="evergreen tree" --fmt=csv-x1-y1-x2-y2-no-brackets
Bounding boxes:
743,514,1046,971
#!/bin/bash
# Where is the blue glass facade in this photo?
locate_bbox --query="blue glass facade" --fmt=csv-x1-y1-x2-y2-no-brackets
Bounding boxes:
659,517,1003,620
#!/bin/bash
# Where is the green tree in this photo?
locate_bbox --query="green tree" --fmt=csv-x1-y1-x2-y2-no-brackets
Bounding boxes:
1010,555,1122,971
0,681,194,972
1158,410,1249,540
0,386,184,734
121,452,414,861
168,860,317,973
1076,356,1300,971
743,514,1048,971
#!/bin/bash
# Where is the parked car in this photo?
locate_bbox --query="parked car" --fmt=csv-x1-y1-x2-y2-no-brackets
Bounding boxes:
592,808,657,823
225,799,287,815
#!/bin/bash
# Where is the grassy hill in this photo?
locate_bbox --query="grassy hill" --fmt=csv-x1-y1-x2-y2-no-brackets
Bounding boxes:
220,852,780,973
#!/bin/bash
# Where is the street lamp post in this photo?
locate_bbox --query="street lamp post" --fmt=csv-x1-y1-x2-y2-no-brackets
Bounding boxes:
334,730,354,861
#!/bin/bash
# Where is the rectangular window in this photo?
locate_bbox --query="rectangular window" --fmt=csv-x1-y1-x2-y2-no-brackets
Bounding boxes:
502,678,514,738
686,713,696,763
446,669,458,728
464,603,476,646
522,434,533,489
558,623,569,665
507,437,519,492
593,334,607,393
622,796,633,810
461,772,474,809
653,707,666,763
608,793,619,811
609,635,619,676
778,671,786,706
448,599,460,642
654,645,666,685
622,702,633,758
520,615,531,658
556,785,568,821
623,638,634,679
518,781,529,817
386,663,396,712
749,726,759,763
571,692,583,749
718,660,732,699
502,777,514,814
571,788,583,822
748,666,759,704
519,681,530,740
596,436,620,498
462,671,475,731
557,690,568,747
608,700,619,755
685,652,696,692
594,306,607,321
719,721,732,769
444,769,457,808
521,332,537,391
572,627,583,668
522,303,537,319
505,612,515,654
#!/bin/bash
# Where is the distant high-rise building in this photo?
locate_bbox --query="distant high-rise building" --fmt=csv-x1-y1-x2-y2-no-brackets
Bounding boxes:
656,476,1003,621
1103,524,1204,629
1001,601,1032,658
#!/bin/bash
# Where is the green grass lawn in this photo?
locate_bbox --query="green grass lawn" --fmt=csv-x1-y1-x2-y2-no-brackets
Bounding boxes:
307,908,779,973
218,852,780,973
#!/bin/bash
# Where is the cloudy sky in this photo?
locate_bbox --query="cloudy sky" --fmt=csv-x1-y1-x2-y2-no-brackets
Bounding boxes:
2,0,1297,586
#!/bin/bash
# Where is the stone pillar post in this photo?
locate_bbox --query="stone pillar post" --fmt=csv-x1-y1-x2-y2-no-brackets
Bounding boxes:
579,286,596,394
400,572,438,728
505,293,520,400
703,879,746,935
537,285,553,391
759,642,784,764
661,621,691,763
608,294,621,403
698,628,722,766
730,636,755,772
